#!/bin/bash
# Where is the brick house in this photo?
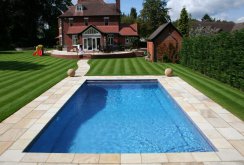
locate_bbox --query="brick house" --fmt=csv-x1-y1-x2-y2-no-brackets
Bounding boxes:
147,23,182,62
58,0,139,51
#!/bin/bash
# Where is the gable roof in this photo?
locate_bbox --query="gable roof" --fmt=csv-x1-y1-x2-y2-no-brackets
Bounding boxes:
67,23,139,36
59,0,119,17
191,21,235,32
119,24,138,36
232,23,244,31
148,22,182,41
67,25,119,34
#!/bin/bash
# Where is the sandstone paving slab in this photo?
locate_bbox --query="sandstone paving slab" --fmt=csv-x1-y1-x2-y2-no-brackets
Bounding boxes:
99,154,120,164
21,153,50,163
72,154,99,164
229,140,244,156
166,153,195,162
121,154,141,164
0,150,25,162
141,154,168,163
217,128,244,140
46,154,75,163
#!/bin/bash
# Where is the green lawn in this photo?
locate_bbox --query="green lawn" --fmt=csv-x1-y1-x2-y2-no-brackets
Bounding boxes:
87,57,165,75
1,54,243,122
87,57,244,120
0,51,77,122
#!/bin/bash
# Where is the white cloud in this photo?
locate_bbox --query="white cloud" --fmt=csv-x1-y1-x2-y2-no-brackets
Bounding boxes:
236,17,244,23
167,0,244,21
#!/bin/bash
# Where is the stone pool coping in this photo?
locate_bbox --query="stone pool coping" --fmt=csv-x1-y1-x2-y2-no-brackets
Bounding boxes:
0,61,244,165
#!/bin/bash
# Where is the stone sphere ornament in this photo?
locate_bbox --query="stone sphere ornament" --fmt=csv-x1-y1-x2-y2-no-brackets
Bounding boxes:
165,68,173,77
67,69,76,77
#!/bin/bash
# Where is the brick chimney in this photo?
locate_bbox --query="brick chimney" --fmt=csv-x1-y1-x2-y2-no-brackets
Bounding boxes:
116,0,120,12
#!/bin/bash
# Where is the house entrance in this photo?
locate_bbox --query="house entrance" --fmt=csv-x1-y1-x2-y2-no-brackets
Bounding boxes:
82,27,101,51
83,38,100,51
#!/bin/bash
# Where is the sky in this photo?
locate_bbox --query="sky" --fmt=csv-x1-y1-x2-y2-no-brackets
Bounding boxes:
72,0,244,23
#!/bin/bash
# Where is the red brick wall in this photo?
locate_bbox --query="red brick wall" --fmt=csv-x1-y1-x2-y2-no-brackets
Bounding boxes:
62,16,120,51
113,34,119,45
147,25,182,62
62,18,72,50
118,37,125,45
147,41,154,61
70,16,119,26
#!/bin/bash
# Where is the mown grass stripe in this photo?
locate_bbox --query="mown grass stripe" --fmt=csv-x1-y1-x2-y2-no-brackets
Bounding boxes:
0,56,65,80
137,58,161,75
0,51,77,122
167,64,244,100
164,64,244,120
169,66,244,112
87,59,107,75
133,58,151,75
0,62,75,106
128,58,138,74
123,58,133,75
0,58,67,87
0,65,75,114
111,58,122,75
147,61,166,74
0,60,73,95
100,59,115,75
128,58,143,75
0,72,69,121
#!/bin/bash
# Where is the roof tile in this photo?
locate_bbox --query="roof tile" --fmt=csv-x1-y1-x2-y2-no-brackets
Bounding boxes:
60,0,119,17
119,24,138,36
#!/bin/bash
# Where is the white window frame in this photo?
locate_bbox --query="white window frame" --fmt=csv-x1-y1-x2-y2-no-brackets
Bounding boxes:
108,34,114,45
83,27,101,36
76,5,83,12
69,18,74,26
72,35,78,45
104,17,109,26
84,17,89,26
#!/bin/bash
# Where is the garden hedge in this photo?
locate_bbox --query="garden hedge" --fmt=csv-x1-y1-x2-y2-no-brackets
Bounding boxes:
180,30,244,90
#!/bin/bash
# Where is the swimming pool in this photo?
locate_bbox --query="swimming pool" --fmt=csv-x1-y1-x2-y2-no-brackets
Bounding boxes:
25,80,215,153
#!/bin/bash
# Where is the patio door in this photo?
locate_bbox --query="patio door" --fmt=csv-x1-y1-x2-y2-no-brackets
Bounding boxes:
83,37,100,51
82,27,101,51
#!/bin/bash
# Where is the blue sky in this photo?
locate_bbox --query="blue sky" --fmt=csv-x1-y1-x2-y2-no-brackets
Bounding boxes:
72,0,244,23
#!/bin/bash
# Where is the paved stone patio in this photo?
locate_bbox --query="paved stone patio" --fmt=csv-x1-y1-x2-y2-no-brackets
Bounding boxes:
0,60,244,165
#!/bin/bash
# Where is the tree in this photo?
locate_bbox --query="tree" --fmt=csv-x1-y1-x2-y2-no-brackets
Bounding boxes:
202,14,214,22
177,7,189,37
121,13,136,24
0,0,72,50
140,0,170,37
130,7,137,20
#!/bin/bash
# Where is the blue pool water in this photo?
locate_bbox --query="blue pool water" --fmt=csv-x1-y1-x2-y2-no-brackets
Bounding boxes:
25,80,215,153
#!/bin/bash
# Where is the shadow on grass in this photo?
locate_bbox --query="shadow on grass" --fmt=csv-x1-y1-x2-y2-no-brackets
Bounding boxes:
0,61,45,71
0,51,24,54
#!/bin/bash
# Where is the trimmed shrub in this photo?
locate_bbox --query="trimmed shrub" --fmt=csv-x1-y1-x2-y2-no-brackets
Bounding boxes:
180,30,244,90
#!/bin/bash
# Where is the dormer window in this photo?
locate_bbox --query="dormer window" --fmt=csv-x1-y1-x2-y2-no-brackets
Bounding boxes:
76,5,83,12
104,17,109,26
69,18,74,26
84,17,88,26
